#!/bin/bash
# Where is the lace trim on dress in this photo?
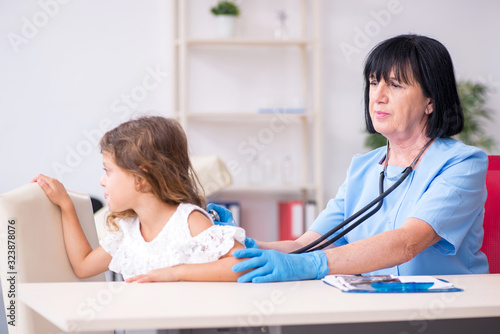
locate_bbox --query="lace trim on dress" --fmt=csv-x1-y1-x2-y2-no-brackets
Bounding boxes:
99,203,246,279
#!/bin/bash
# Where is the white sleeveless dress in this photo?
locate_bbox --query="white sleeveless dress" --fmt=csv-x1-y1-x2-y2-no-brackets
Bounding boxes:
99,203,246,279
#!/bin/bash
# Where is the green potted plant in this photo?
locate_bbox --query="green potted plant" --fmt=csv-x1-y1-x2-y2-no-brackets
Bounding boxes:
210,1,240,38
364,80,496,151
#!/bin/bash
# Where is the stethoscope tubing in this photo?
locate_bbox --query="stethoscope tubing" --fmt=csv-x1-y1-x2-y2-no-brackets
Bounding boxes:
291,166,411,254
291,138,434,254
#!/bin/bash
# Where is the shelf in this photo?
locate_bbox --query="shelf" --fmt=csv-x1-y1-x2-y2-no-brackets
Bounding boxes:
221,183,317,194
183,112,311,123
173,0,324,211
175,38,314,47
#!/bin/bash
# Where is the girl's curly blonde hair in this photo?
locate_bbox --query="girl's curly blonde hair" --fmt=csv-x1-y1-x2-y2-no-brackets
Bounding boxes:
99,116,205,231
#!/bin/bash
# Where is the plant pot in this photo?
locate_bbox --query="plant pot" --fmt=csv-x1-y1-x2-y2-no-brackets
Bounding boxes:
214,15,236,38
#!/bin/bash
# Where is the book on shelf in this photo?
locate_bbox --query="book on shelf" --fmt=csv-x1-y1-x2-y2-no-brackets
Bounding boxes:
279,200,317,240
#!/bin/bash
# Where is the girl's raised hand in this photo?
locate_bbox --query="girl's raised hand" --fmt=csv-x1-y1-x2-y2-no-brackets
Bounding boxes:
32,174,73,209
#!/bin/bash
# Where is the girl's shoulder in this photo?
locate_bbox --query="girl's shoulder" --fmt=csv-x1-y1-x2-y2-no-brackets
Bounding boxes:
176,203,211,221
174,203,214,238
100,215,139,257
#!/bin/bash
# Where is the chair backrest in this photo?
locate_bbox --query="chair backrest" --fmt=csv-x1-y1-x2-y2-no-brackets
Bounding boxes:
0,183,110,334
481,156,500,274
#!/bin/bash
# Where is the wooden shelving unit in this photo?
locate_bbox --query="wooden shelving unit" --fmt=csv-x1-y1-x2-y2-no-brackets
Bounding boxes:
171,0,324,225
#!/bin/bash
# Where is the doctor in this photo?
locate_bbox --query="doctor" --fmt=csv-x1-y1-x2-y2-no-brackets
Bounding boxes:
211,34,489,283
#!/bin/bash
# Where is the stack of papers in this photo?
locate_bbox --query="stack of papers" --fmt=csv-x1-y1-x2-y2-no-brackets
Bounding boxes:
323,275,462,293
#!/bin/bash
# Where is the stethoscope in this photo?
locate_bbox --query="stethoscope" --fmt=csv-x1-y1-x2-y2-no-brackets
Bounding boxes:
291,138,434,254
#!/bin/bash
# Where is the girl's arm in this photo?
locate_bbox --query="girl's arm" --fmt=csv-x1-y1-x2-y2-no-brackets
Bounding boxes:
127,217,331,282
127,251,245,282
33,174,111,278
126,211,247,282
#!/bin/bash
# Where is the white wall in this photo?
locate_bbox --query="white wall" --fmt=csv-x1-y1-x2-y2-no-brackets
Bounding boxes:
1,0,499,240
0,0,172,199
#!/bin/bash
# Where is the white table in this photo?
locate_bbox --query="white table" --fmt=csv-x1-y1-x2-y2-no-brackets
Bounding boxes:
19,274,500,332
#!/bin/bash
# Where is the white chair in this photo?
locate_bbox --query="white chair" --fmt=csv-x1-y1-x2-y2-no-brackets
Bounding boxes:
0,183,111,334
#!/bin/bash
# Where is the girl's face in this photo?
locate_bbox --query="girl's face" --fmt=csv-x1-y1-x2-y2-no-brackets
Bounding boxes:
100,153,139,212
369,70,433,143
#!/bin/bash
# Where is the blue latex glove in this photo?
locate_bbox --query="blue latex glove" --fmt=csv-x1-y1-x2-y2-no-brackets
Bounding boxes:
232,249,329,283
207,203,259,249
244,237,258,249
207,203,236,226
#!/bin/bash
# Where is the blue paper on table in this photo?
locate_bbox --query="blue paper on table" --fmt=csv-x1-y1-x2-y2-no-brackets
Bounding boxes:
322,275,463,293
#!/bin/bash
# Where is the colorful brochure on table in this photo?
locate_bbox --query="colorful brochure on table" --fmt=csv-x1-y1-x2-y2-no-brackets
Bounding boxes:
323,275,463,293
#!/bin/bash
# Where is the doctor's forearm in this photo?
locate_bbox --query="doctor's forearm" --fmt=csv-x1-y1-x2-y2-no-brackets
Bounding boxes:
323,219,441,275
258,230,326,253
323,233,408,275
258,240,299,252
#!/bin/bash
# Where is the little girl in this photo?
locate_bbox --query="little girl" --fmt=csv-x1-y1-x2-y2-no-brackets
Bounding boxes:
33,116,246,282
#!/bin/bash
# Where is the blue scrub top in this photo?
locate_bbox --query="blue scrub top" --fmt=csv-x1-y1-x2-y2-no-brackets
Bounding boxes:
310,138,489,276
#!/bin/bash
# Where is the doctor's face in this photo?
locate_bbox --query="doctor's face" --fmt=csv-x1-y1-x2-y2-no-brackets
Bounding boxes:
368,70,433,143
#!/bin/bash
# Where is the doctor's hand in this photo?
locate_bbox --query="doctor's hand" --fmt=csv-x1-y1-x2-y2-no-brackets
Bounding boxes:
207,203,236,226
207,203,259,249
244,237,258,249
232,249,329,283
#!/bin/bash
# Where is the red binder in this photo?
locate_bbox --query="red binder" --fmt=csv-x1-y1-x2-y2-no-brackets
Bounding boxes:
279,201,304,241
